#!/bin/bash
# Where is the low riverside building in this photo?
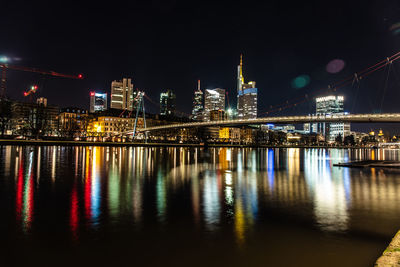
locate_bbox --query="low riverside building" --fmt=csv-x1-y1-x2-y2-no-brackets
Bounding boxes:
58,107,88,138
85,108,187,141
219,127,241,143
87,115,145,140
11,100,59,137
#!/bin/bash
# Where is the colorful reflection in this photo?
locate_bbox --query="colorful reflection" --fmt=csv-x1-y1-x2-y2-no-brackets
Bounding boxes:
15,150,35,233
70,181,79,240
91,147,101,227
8,145,400,250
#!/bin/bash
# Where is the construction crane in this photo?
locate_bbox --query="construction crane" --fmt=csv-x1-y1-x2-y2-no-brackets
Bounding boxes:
0,63,83,98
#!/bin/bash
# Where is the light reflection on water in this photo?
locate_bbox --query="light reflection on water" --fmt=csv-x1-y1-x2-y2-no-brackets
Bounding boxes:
3,146,400,266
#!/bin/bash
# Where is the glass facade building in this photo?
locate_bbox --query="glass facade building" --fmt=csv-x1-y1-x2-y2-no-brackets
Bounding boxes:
237,55,257,120
192,88,203,121
203,88,225,121
90,92,107,113
315,95,350,141
160,89,176,116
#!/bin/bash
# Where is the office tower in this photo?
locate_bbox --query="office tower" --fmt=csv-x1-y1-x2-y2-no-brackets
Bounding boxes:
110,78,134,110
160,89,176,116
192,80,204,121
90,92,107,113
315,95,350,141
203,88,225,121
237,55,257,119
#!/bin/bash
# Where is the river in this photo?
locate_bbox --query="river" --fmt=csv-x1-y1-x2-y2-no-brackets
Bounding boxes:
1,146,400,267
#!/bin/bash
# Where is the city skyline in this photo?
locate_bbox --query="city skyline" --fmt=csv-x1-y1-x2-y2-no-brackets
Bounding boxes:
1,1,400,117
3,2,400,267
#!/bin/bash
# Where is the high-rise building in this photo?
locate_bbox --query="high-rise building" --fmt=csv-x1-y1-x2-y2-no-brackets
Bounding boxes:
160,89,176,116
237,55,257,120
315,95,350,141
203,88,225,121
90,92,107,113
110,78,134,110
192,80,203,121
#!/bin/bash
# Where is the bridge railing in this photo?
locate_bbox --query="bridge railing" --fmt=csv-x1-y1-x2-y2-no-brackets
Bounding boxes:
119,113,400,136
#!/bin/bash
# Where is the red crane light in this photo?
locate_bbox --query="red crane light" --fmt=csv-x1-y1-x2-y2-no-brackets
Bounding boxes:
78,74,83,79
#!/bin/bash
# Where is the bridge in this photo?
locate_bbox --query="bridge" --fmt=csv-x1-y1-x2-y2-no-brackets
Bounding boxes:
123,113,400,135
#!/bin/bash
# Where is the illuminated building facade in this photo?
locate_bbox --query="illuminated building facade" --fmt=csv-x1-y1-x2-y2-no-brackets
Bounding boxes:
110,78,134,111
87,116,139,137
160,89,176,116
315,95,350,141
219,127,241,142
191,80,203,121
90,92,107,113
210,109,225,121
237,55,257,120
58,107,88,136
204,88,225,121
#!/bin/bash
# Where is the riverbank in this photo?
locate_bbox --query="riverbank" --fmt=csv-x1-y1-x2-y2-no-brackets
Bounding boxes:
334,160,400,168
0,139,370,148
375,231,400,266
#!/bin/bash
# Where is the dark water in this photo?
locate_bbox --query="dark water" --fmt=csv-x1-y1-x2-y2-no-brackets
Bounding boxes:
1,146,400,267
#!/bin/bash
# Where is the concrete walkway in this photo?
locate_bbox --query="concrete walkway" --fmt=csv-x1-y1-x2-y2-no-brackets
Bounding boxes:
375,231,400,266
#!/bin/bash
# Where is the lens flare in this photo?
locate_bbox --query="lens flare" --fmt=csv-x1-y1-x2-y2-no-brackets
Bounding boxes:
291,75,310,89
326,59,345,74
0,56,9,63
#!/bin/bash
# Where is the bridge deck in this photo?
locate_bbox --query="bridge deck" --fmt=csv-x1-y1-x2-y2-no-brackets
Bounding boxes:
123,113,400,135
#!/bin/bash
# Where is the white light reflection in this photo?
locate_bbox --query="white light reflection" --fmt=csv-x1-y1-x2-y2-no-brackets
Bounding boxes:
203,170,221,231
51,146,56,182
304,149,349,232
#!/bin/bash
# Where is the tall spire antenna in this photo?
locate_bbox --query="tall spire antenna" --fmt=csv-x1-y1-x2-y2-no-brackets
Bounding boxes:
239,54,244,83
198,79,201,91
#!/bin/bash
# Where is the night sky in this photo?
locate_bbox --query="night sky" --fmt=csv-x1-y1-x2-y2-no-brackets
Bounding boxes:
2,0,400,122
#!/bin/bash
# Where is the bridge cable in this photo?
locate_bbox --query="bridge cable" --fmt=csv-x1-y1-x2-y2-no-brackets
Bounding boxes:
379,59,392,113
390,61,400,92
259,52,400,116
351,73,361,113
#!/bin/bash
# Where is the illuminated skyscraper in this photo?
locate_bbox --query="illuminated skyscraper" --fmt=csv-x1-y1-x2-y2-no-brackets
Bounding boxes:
160,89,176,116
110,78,134,110
204,88,225,121
90,92,107,113
237,55,257,119
192,80,204,121
315,95,350,141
